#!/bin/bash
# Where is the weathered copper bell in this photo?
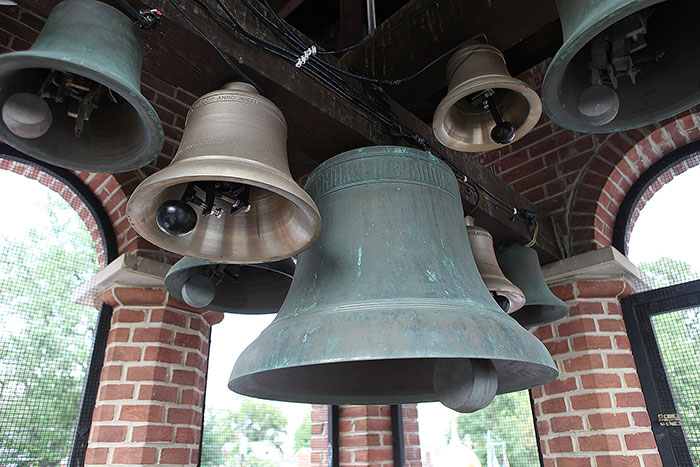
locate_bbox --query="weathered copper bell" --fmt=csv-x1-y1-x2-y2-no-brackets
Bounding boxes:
543,0,700,132
465,216,526,314
432,42,542,152
164,256,295,314
230,146,557,413
127,82,322,263
496,244,570,328
0,0,163,172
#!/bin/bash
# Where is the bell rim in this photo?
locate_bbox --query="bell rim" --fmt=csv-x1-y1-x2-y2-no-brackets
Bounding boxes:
228,357,560,405
510,303,571,328
432,75,542,152
126,157,322,263
0,52,164,172
542,0,684,133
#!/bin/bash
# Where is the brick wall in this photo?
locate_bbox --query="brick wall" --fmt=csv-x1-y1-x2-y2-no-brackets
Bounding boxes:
338,405,394,466
474,59,700,257
402,404,422,467
85,287,223,466
531,280,662,467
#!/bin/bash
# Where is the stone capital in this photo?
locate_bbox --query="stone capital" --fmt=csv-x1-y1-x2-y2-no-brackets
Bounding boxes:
541,246,640,287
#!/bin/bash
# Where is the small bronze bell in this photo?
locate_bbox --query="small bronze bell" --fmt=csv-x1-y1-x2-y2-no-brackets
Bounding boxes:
127,83,322,264
433,41,542,152
496,244,570,328
543,0,700,132
229,146,558,413
0,0,164,172
465,216,525,313
164,256,295,314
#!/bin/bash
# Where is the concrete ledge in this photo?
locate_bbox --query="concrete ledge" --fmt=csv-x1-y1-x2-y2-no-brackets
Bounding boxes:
74,253,171,305
542,246,641,286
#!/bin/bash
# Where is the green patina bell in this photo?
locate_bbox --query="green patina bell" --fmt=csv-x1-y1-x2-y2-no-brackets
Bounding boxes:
543,0,700,133
164,256,295,314
229,146,557,413
0,0,163,172
496,244,570,328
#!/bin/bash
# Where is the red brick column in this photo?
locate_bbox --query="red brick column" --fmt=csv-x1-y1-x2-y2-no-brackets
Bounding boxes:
84,287,223,466
311,405,330,466
338,405,394,466
402,404,422,467
531,278,662,467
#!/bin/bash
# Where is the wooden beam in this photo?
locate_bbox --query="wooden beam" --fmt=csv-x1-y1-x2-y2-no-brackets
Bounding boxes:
18,0,561,261
268,0,305,19
338,0,559,110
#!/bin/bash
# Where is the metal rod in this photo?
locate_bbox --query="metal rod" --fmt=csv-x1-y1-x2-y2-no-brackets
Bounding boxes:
366,0,377,34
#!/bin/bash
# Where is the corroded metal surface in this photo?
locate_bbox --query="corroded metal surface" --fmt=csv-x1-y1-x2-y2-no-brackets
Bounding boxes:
496,244,570,328
230,146,557,407
0,0,163,172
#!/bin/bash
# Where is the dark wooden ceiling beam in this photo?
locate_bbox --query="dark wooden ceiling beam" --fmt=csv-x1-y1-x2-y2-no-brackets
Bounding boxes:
338,0,560,110
18,0,561,261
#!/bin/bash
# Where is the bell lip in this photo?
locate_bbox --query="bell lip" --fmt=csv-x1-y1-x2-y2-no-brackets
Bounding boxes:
510,303,571,328
228,358,559,405
541,0,683,133
126,156,322,263
229,300,558,400
432,75,542,153
0,52,164,173
165,256,295,314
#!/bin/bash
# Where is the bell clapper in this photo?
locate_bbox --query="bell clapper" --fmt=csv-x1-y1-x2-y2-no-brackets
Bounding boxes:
181,273,217,308
474,88,515,145
493,293,510,312
155,181,253,237
433,358,499,413
579,8,664,126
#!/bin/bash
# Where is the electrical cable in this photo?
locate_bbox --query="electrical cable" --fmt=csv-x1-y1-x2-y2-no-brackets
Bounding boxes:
168,0,262,92
175,0,537,242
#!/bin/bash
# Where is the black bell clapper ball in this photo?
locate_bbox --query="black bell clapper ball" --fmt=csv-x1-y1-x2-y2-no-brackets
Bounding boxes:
156,199,197,236
490,121,516,145
494,294,511,312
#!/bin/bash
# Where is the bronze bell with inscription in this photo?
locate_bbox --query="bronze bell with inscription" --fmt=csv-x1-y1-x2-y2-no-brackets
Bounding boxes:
432,41,542,152
229,146,558,413
126,82,322,263
465,216,526,313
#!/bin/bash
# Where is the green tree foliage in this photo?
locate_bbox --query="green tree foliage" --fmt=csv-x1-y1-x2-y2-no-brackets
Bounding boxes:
638,256,698,288
201,398,288,466
452,391,539,466
0,192,99,466
293,411,311,452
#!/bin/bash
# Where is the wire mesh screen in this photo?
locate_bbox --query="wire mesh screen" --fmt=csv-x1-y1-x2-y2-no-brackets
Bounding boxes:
413,391,540,467
0,167,100,466
651,307,700,465
627,156,700,292
201,313,325,467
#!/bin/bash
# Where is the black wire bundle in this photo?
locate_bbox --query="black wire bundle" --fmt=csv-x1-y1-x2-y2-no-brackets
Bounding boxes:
167,0,538,243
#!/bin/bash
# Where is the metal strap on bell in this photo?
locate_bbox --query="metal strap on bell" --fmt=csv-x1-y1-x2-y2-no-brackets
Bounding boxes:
230,146,557,413
165,256,295,314
0,0,164,172
496,244,570,328
542,0,700,132
432,41,542,152
126,82,322,264
465,216,526,313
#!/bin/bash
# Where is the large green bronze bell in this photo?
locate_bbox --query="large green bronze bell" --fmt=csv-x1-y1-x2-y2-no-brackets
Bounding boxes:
0,0,163,172
229,146,557,413
496,244,570,328
542,0,700,133
164,256,295,314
